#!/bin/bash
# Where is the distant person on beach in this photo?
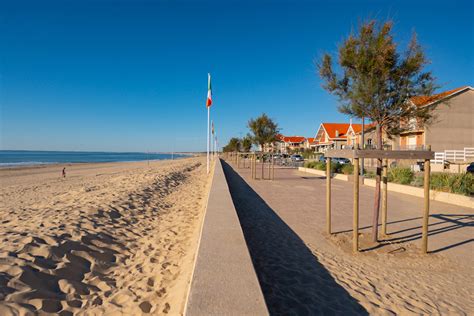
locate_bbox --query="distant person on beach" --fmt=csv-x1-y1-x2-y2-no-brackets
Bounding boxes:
62,167,66,178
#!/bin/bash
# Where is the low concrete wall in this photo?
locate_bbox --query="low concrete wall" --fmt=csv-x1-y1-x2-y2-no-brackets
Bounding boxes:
298,167,474,209
186,159,268,315
298,167,349,181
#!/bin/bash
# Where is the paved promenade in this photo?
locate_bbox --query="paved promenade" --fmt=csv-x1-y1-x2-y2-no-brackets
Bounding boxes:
222,160,473,315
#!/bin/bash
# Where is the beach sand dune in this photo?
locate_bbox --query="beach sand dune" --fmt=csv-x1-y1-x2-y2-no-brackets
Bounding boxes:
0,157,210,315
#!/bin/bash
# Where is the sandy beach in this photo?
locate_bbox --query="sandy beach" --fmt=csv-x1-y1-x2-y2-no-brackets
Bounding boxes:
0,157,211,315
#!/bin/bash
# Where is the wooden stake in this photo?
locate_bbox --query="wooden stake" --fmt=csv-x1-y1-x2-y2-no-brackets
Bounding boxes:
268,154,271,179
251,154,254,179
261,153,264,180
271,155,275,180
353,158,360,253
381,159,388,236
326,157,331,235
422,158,431,254
253,154,256,179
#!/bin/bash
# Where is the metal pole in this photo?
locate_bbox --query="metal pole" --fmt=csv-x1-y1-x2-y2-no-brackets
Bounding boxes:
361,117,365,176
353,158,360,253
207,107,210,174
326,157,331,234
422,157,431,254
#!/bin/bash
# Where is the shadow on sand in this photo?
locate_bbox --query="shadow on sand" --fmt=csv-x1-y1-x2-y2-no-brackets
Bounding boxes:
334,214,474,253
222,161,368,315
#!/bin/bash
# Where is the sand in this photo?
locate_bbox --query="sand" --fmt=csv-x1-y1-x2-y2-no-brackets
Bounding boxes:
0,157,211,315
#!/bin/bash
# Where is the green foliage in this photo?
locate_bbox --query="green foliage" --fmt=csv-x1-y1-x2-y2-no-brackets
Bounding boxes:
223,137,240,152
300,149,316,159
241,136,253,152
304,161,327,171
247,113,280,149
365,171,376,179
318,20,437,137
341,164,354,175
330,163,341,174
430,173,473,196
411,175,424,187
388,167,414,185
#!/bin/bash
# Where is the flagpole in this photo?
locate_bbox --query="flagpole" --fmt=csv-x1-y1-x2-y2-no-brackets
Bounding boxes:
207,106,210,173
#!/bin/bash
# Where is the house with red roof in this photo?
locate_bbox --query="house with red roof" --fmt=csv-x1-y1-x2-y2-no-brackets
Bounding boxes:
304,137,317,150
400,86,473,151
311,86,473,155
313,123,352,152
278,135,306,153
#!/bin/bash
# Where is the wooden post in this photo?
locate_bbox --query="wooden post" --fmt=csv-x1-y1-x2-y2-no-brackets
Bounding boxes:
353,158,360,253
268,154,271,179
253,154,257,179
326,157,331,235
271,155,275,180
251,154,254,179
261,153,264,180
381,159,388,236
422,157,431,254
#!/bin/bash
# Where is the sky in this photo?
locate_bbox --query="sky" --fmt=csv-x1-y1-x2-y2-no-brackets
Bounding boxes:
1,0,473,152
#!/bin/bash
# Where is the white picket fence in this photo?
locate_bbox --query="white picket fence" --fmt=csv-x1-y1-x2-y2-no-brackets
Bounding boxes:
431,147,474,164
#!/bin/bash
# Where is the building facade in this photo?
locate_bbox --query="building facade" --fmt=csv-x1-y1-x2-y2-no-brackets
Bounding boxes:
400,86,473,152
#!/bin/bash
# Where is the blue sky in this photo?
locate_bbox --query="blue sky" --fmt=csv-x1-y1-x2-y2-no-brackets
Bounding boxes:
1,0,473,152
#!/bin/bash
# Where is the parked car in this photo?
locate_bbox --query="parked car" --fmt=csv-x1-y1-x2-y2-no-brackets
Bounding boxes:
291,154,304,162
332,157,351,165
467,162,474,174
318,155,326,162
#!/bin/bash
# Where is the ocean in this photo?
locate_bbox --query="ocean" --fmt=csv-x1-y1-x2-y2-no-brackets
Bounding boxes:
0,150,188,167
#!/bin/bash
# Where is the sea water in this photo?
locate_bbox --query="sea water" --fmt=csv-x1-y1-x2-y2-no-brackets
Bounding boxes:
0,150,188,167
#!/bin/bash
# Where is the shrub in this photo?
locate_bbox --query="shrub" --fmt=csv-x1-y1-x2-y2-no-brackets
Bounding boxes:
316,162,327,171
331,163,341,174
364,171,376,179
303,161,326,171
341,163,354,175
411,175,424,187
430,172,473,196
388,167,414,185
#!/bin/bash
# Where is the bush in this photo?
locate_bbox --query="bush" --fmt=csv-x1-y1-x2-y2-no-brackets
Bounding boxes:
430,172,473,196
388,167,414,185
341,163,354,175
411,175,424,187
304,161,326,171
364,171,376,179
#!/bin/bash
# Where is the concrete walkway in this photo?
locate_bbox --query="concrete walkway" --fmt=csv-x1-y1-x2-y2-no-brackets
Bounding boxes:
222,160,473,314
226,162,473,260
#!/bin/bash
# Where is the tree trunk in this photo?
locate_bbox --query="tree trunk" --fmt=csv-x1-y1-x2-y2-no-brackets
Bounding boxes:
371,124,383,242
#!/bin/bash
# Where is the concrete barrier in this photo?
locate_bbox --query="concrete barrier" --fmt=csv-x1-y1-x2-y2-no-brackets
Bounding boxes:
186,159,268,315
298,167,349,181
298,167,474,209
